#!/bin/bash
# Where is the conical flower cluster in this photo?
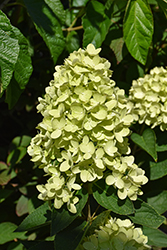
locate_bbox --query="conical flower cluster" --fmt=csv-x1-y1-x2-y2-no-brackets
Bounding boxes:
78,217,150,250
129,66,167,131
28,44,148,213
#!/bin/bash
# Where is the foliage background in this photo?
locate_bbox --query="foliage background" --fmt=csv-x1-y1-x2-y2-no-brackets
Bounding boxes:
1,0,167,249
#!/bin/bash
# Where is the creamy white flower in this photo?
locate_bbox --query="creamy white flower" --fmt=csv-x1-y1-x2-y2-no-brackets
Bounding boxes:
129,66,167,131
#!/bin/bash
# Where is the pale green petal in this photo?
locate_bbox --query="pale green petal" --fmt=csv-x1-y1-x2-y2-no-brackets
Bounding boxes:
104,141,117,156
118,188,128,200
86,43,101,56
71,103,85,120
54,197,63,209
60,161,71,172
106,175,115,185
115,178,124,189
51,129,62,139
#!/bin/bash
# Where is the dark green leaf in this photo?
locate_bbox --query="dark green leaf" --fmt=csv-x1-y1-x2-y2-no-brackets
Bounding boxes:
21,240,54,250
150,159,167,180
0,169,11,185
156,144,167,152
0,222,26,245
66,31,80,53
5,78,23,109
147,190,167,214
131,128,157,161
7,146,27,167
128,199,165,228
123,0,153,65
16,202,51,232
0,189,13,203
23,0,65,64
82,1,111,47
51,187,88,235
0,10,19,95
93,179,134,215
0,162,11,185
143,226,167,247
12,26,33,89
54,219,88,250
157,0,167,18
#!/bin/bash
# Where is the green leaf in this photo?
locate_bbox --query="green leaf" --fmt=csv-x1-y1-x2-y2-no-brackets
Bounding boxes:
0,222,26,245
92,179,134,215
5,78,24,109
157,0,167,18
9,135,31,152
130,128,157,161
128,199,165,228
54,219,88,250
150,159,167,180
44,0,66,22
147,190,167,214
16,195,29,217
82,1,111,47
7,146,27,167
20,240,54,250
123,0,153,65
0,162,11,185
23,0,65,64
156,144,167,152
66,31,80,53
0,189,13,203
12,26,33,89
0,10,19,95
7,242,23,250
143,226,167,248
16,202,51,232
87,210,111,236
51,187,88,235
155,129,167,152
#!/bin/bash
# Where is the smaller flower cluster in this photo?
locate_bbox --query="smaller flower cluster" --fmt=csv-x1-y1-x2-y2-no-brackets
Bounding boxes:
78,217,150,250
129,66,167,131
105,155,148,201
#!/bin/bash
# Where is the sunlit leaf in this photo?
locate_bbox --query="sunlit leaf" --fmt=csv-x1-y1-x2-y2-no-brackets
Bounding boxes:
123,0,153,64
0,11,19,95
0,222,26,244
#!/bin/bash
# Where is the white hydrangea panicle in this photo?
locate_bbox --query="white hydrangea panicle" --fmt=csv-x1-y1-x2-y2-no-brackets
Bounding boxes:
129,66,167,131
28,44,148,213
78,217,150,250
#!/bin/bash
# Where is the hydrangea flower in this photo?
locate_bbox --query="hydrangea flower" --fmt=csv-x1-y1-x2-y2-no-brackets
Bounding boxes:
28,44,148,212
78,217,150,250
129,66,167,131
